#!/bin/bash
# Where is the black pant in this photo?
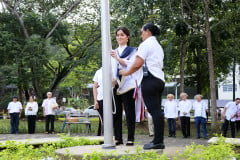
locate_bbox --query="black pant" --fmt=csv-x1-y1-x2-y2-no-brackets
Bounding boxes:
97,100,103,136
10,113,20,134
46,115,55,133
113,87,136,142
236,120,240,132
180,116,191,137
223,119,235,138
27,115,36,134
142,73,165,144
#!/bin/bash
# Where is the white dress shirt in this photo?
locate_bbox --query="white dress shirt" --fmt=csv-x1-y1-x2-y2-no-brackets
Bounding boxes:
164,100,178,118
42,98,57,115
25,101,38,116
111,45,142,94
225,102,238,121
178,100,192,117
192,101,208,118
7,101,22,113
137,36,165,82
93,68,103,101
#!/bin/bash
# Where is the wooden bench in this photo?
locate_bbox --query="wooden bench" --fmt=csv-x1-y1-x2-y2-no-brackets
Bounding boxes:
62,111,91,135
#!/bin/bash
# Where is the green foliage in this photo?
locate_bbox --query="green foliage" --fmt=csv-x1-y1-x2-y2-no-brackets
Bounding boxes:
0,135,100,160
173,137,239,160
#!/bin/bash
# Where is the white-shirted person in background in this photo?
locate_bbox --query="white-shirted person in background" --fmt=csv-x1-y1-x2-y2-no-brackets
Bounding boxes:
222,98,240,138
7,96,22,134
178,92,192,138
192,94,208,139
25,95,38,134
93,67,103,136
42,92,58,134
119,23,165,150
164,94,178,138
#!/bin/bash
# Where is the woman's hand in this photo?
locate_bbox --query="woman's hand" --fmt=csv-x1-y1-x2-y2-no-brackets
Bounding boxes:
119,69,128,76
94,101,99,110
110,50,118,59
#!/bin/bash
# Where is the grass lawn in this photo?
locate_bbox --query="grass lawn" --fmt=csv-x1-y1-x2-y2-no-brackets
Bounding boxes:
0,118,225,138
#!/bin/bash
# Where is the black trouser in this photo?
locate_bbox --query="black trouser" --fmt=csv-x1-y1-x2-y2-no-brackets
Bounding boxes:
27,115,36,134
142,73,165,144
113,87,136,142
46,115,55,133
236,120,240,132
223,119,235,138
180,116,191,137
10,113,20,134
97,100,103,136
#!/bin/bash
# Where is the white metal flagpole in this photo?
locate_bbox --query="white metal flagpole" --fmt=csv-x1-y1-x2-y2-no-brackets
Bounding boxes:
100,0,115,149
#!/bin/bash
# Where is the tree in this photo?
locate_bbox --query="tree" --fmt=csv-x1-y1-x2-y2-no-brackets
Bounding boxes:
0,0,101,100
203,0,217,131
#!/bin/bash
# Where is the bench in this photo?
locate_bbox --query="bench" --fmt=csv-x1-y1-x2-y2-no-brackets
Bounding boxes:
62,111,91,135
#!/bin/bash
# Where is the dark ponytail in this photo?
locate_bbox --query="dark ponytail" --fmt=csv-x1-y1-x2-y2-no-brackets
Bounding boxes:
143,23,160,36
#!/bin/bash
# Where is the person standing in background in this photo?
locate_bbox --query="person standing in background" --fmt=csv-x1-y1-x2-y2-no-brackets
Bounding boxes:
42,92,58,134
7,96,22,134
25,95,38,134
192,94,208,139
164,94,178,138
93,67,104,136
235,104,240,133
178,92,192,138
222,98,240,138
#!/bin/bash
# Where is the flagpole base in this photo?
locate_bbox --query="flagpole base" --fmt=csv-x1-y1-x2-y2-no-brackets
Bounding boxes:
102,143,116,149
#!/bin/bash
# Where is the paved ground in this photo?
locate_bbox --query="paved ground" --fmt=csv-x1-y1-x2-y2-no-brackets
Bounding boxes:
0,133,208,157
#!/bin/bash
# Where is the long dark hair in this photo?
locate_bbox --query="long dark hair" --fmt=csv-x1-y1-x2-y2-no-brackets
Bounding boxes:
143,23,160,36
115,26,130,46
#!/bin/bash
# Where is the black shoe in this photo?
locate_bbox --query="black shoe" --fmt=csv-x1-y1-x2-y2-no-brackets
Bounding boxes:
172,135,176,138
143,143,165,150
149,134,154,137
168,135,172,137
183,136,187,138
115,141,123,146
196,137,200,139
126,141,134,146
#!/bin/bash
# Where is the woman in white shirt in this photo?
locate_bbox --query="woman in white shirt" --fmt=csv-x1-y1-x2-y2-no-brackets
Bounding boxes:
119,23,165,150
42,92,58,134
111,27,138,146
93,68,103,136
25,95,38,134
192,94,208,139
178,92,192,138
164,94,178,138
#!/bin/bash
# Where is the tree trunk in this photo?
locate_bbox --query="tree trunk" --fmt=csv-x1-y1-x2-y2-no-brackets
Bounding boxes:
203,0,218,131
180,35,187,93
233,58,236,101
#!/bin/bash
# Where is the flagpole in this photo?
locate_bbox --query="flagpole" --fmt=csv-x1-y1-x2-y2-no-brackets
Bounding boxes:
101,0,115,149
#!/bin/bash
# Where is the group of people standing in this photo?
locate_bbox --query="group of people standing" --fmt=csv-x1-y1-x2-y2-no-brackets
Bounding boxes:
93,23,166,150
163,93,208,139
7,92,58,134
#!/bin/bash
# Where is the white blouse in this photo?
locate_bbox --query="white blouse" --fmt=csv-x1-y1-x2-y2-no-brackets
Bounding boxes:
137,36,165,82
178,100,192,117
193,101,208,118
111,46,142,94
25,101,38,116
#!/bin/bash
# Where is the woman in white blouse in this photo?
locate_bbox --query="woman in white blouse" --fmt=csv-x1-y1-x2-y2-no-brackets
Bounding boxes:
178,92,192,138
111,27,139,146
120,23,165,150
25,96,38,134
